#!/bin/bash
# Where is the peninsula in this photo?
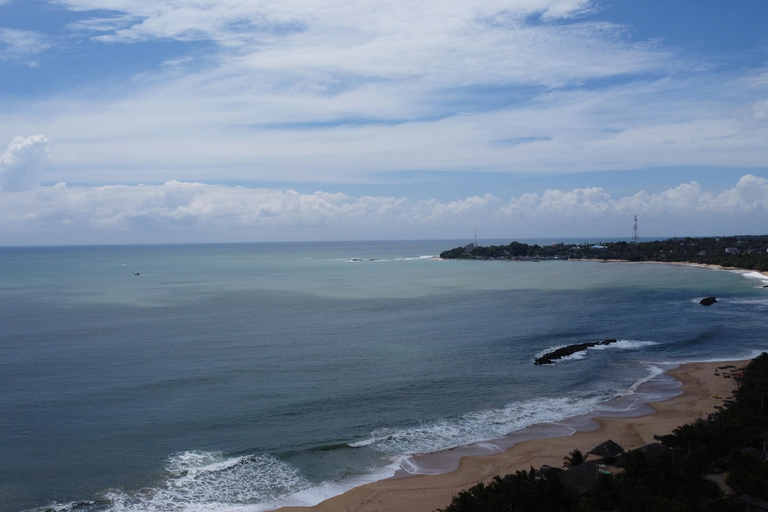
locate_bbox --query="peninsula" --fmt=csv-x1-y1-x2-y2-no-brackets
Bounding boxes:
440,235,768,272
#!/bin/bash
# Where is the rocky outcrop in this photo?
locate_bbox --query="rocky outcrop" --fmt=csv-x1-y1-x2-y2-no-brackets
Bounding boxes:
535,339,617,365
700,297,717,306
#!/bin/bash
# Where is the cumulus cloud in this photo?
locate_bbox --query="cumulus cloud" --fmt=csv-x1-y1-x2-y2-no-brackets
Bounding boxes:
500,175,768,219
0,175,765,245
0,135,50,191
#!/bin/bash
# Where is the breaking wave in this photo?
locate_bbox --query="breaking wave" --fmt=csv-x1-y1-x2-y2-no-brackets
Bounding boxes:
349,394,614,456
34,452,312,512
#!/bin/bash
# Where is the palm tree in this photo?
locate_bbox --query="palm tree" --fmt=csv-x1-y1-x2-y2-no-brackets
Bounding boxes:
563,449,585,468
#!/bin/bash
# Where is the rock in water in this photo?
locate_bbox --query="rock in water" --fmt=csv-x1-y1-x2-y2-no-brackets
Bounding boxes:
700,297,717,306
535,339,617,365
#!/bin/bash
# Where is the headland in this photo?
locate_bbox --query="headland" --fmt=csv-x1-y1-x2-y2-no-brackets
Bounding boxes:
439,236,768,276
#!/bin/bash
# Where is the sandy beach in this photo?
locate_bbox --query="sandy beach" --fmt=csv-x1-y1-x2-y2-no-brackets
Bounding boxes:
276,360,745,512
586,259,768,279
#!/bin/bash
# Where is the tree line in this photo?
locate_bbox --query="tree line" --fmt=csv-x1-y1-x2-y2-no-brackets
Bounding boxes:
440,235,768,272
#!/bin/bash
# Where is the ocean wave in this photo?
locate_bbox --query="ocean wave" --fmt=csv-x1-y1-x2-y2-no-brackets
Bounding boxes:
33,450,414,512
736,270,768,285
350,395,613,457
725,298,768,306
333,255,437,263
29,500,107,512
34,452,313,512
620,364,669,397
589,339,659,351
270,457,408,510
654,348,767,366
29,364,674,512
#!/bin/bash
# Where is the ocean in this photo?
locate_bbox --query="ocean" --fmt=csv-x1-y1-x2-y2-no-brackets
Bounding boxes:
1,240,767,512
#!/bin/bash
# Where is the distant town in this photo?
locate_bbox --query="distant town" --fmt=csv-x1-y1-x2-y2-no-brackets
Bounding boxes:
440,235,768,272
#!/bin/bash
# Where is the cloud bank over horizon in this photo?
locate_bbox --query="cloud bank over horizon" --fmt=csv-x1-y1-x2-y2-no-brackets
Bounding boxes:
0,136,764,246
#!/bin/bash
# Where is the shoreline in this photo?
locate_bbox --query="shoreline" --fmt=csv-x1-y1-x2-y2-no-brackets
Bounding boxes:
274,359,746,512
439,253,768,280
568,258,768,279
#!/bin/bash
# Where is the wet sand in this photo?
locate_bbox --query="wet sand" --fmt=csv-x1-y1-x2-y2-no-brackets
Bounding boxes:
275,360,744,512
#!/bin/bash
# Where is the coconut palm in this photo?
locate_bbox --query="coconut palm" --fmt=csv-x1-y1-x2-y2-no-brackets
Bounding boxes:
563,449,585,468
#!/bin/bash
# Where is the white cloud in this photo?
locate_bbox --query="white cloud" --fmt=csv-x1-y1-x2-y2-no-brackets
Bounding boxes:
67,14,141,34
0,135,50,191
0,0,764,191
0,28,50,61
7,71,763,189
708,174,768,212
498,175,768,227
752,99,768,122
0,175,765,245
53,0,661,90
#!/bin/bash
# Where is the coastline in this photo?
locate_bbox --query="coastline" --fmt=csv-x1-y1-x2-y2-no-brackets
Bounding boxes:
574,258,768,279
274,360,745,512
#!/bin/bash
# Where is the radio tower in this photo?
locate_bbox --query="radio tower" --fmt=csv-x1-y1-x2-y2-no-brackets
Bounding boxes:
474,226,478,247
633,215,639,244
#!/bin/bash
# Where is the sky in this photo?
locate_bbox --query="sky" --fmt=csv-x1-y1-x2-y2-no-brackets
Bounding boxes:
0,0,767,245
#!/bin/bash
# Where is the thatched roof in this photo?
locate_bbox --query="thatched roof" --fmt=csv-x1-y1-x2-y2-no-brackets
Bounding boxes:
637,442,675,461
559,461,598,498
588,439,624,459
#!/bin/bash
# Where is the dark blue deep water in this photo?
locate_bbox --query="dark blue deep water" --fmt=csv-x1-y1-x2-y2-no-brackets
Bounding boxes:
1,240,767,511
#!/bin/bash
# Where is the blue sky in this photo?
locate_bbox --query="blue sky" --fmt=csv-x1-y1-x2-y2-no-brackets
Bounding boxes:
0,0,767,245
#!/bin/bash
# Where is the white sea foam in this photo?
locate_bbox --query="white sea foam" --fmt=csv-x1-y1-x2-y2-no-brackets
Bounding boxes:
625,365,668,394
33,390,632,512
560,352,586,361
736,270,768,286
96,451,311,512
589,339,659,351
656,348,766,365
31,360,707,512
352,395,612,457
269,456,408,510
37,451,413,512
727,297,768,306
333,253,437,264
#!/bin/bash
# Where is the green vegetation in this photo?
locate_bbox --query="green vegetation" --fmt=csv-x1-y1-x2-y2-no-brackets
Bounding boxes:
440,235,768,272
437,354,768,512
563,449,585,469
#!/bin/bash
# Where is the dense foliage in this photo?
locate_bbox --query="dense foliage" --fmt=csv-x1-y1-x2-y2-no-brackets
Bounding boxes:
440,235,768,272
437,354,768,512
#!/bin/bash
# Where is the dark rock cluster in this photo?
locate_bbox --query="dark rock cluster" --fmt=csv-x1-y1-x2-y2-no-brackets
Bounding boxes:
534,339,617,365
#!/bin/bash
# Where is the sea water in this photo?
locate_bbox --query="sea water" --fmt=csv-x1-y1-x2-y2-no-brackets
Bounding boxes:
1,240,767,512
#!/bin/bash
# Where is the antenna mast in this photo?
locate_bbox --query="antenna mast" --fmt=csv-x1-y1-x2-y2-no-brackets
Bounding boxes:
474,226,478,247
633,215,639,244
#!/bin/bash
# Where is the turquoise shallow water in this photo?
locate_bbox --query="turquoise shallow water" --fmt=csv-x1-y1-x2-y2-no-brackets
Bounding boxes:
1,240,767,512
